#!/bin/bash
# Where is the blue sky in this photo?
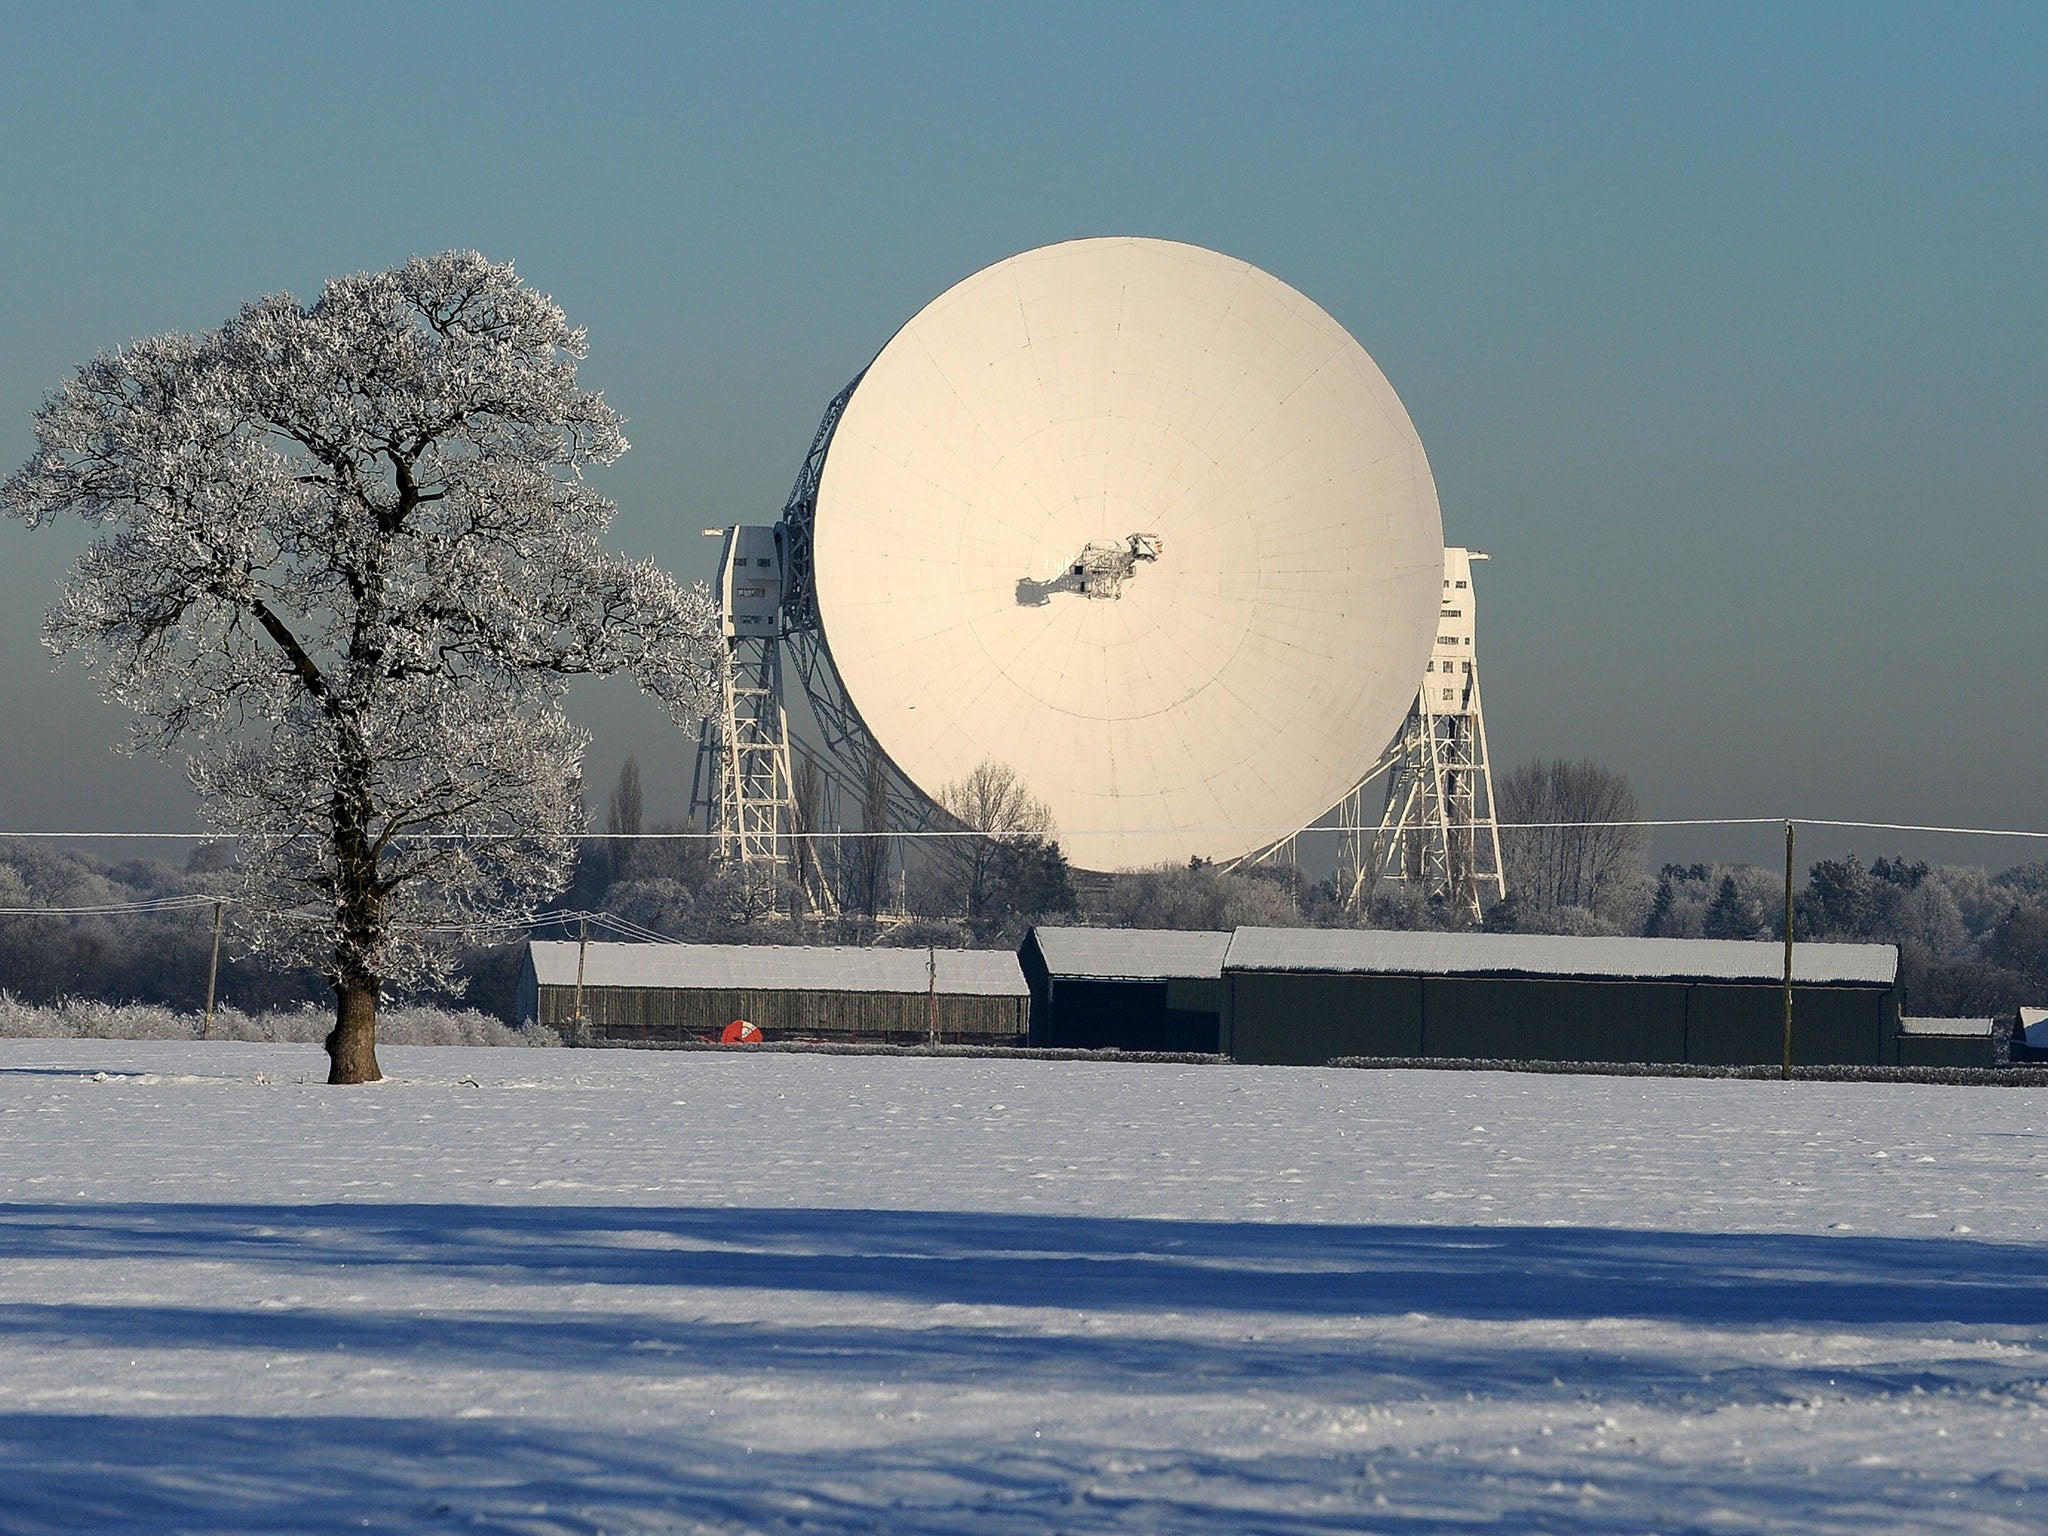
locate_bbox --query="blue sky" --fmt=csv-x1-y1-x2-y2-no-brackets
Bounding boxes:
1,2,2042,868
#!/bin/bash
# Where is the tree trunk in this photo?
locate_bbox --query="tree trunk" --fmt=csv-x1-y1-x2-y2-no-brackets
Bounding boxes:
326,976,383,1084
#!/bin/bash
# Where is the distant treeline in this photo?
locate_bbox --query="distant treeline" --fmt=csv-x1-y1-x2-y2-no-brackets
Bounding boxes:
0,839,519,1018
0,840,324,1013
1481,759,2048,1017
1638,855,2048,1019
4,822,2044,1024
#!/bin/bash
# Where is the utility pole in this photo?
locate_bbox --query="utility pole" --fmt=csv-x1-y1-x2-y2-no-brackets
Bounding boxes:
1781,821,1796,1081
573,915,590,1045
202,899,224,1041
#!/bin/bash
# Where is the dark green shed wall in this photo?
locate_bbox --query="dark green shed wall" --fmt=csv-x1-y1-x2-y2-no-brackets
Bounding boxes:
1219,974,1421,1065
1895,1033,1997,1069
536,984,1027,1044
1028,977,1219,1052
1422,978,1690,1064
1223,971,1893,1067
1682,984,1885,1067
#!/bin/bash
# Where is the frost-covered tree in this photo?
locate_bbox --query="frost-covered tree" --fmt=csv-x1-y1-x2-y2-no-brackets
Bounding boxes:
930,759,1057,936
840,753,895,922
1105,859,1302,932
3,253,718,1083
1702,873,1765,940
604,754,645,886
1496,758,1649,922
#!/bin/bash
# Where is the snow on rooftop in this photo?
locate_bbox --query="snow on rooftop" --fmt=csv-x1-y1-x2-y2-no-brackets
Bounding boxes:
2025,1007,2048,1048
1898,1016,1996,1037
1027,926,1234,981
1224,928,1898,987
526,941,1027,997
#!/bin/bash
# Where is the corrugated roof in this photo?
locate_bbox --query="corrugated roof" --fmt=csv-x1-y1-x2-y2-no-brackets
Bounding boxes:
526,941,1028,997
1028,926,1234,981
1223,928,1898,987
1899,1016,1995,1037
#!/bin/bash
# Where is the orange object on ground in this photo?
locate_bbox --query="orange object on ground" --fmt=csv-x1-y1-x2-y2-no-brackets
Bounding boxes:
721,1019,763,1044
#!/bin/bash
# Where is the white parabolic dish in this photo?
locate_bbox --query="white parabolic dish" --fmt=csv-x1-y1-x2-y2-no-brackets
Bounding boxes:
810,237,1445,870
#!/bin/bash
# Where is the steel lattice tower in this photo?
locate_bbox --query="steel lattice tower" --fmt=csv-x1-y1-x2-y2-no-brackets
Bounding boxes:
689,525,836,918
1338,547,1506,921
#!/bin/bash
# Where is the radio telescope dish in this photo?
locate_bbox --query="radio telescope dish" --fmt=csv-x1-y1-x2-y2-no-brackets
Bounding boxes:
804,237,1444,870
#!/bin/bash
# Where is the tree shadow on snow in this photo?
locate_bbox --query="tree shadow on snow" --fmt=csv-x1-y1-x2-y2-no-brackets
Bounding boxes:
0,1409,1993,1536
0,1207,2041,1532
0,1200,2040,1331
0,1298,2018,1409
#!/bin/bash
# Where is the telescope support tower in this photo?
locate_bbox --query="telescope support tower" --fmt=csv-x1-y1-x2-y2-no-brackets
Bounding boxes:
1338,548,1506,921
689,525,836,918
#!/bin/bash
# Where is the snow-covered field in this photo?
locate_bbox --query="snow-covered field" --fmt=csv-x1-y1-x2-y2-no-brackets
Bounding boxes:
2,1039,2045,1534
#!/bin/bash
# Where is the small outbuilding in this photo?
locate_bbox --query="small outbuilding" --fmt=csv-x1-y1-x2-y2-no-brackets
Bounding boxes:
1019,926,1232,1052
1219,928,1901,1068
518,941,1030,1046
2019,1007,2048,1062
1895,1017,2003,1069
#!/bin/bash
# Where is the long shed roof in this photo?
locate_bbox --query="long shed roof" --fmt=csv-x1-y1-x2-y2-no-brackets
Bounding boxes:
526,941,1028,997
1899,1016,1995,1037
1027,926,1234,982
1223,928,1898,987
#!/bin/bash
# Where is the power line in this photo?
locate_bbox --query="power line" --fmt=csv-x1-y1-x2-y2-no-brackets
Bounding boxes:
4,816,2048,842
0,895,701,941
1794,818,2048,841
0,832,220,841
0,895,224,916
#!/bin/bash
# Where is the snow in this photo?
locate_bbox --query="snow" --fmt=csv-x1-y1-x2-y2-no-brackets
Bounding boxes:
526,939,1030,996
2023,1006,2048,1048
1900,1016,1997,1037
2,1039,2045,1532
1226,926,1900,986
1027,926,1233,981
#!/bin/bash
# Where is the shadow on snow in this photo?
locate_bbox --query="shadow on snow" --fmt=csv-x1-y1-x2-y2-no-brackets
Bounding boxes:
0,1206,2041,1532
0,1409,2007,1536
0,1200,2040,1330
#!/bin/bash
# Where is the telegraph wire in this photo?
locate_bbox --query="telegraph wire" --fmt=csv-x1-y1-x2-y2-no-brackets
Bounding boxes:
0,895,703,940
5,817,2048,842
1793,818,2048,841
0,894,225,916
